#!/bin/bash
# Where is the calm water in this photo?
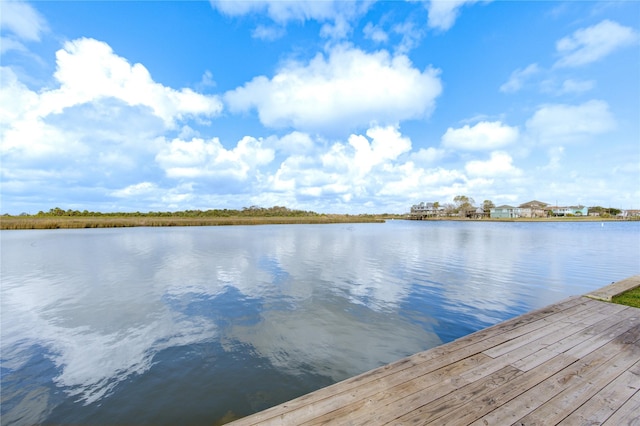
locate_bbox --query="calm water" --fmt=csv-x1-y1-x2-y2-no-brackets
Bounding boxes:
1,221,639,425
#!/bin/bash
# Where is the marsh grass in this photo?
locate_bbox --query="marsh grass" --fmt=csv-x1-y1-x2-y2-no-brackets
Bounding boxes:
611,286,640,308
0,215,385,230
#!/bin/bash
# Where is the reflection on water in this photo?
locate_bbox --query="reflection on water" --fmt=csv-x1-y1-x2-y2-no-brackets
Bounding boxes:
1,221,639,425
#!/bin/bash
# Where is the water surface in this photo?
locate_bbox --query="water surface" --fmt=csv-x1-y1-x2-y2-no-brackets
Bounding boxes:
1,221,638,425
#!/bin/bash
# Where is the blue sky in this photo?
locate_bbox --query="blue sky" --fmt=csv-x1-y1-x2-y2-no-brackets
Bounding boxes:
1,0,639,214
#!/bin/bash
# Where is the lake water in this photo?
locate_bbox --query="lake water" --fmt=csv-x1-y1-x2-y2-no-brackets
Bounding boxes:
1,220,639,425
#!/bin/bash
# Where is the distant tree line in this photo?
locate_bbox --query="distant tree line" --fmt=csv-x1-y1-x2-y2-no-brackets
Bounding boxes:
31,206,324,218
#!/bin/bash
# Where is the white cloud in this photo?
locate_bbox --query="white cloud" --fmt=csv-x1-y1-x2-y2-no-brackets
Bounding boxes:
545,146,564,170
0,38,230,211
252,24,286,41
155,136,274,180
210,0,369,38
526,100,615,144
224,44,442,132
410,147,445,165
0,35,26,54
268,125,414,201
264,124,477,210
41,38,223,127
363,22,388,43
500,63,540,93
465,151,521,177
559,79,595,94
1,38,223,157
555,20,639,68
392,20,424,54
212,0,342,22
426,0,482,31
0,0,47,42
442,121,519,151
272,131,316,155
0,66,38,125
347,125,412,174
111,182,159,198
542,78,596,95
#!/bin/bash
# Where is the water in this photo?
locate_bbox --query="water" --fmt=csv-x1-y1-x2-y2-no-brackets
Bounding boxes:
1,220,638,425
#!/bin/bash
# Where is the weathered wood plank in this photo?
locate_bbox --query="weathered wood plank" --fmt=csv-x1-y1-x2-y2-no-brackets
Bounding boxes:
470,321,640,425
434,353,578,426
602,388,640,426
513,306,639,371
482,299,612,358
511,325,640,425
303,354,491,426
557,360,640,425
387,366,524,425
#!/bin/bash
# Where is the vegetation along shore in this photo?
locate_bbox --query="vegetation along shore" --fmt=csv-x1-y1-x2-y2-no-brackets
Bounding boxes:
1,205,634,230
0,206,388,230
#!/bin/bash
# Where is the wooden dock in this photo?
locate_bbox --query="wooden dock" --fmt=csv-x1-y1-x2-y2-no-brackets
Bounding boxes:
229,276,640,425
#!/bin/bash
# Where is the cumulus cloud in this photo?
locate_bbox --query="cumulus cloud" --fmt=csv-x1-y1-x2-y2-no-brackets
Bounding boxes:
554,20,639,68
111,182,159,198
0,38,230,211
155,136,274,180
267,125,414,203
426,0,482,31
43,38,222,127
224,44,442,133
410,147,445,165
500,63,540,93
1,38,222,157
525,100,615,144
441,121,519,151
348,125,412,173
465,151,521,177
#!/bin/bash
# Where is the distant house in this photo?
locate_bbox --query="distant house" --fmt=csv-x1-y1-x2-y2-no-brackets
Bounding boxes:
551,206,588,216
619,209,640,219
518,200,549,218
410,202,443,219
490,205,519,219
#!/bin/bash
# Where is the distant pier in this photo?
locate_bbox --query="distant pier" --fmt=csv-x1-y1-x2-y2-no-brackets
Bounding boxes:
230,276,640,425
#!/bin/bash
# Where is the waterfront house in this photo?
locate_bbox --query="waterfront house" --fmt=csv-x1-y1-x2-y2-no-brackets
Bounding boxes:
410,202,443,219
551,205,589,216
490,205,519,219
518,200,549,218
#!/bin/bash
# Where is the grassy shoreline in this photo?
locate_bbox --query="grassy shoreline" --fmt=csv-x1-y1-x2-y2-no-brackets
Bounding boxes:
0,215,387,230
611,286,640,308
1,214,634,230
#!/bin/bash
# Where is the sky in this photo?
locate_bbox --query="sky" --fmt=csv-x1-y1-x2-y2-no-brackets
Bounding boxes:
1,0,639,214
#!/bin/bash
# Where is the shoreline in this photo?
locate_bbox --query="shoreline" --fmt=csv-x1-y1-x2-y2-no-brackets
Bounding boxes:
1,215,636,230
0,215,386,230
